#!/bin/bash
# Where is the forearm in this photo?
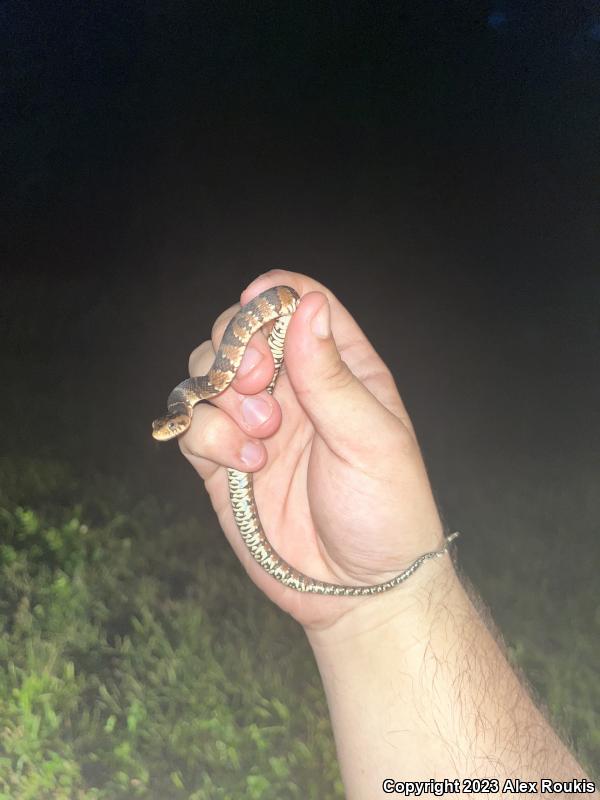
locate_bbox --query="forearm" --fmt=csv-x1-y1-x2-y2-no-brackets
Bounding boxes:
306,559,593,799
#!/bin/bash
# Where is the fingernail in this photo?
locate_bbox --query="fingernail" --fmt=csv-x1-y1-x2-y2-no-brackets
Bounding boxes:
237,346,263,376
310,301,330,339
240,441,263,466
241,396,272,427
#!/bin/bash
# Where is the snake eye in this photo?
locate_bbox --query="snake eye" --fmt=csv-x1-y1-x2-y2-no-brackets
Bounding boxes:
168,421,178,431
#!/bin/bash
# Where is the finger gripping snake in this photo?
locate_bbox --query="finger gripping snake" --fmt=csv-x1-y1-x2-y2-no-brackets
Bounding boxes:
152,285,459,596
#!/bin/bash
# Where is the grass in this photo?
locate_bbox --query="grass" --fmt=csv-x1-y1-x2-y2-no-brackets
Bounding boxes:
0,458,343,799
0,456,597,798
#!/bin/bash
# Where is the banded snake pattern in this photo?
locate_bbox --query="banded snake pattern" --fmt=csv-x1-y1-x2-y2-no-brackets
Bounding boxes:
152,285,459,595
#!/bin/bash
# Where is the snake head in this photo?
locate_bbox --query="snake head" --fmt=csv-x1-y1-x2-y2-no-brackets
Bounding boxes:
151,411,191,441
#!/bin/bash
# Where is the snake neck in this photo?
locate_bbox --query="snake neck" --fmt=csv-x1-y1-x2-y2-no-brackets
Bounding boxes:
167,376,213,410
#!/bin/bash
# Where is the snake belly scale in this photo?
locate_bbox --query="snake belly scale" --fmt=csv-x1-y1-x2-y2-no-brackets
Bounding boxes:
152,285,459,596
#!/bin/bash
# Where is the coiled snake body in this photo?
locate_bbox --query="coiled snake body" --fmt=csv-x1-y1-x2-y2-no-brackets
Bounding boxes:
152,285,459,596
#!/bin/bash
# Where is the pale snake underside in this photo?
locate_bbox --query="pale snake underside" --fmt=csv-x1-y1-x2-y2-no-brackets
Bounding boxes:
152,285,459,595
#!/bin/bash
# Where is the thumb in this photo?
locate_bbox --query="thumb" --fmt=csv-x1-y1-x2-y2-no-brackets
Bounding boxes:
283,292,398,459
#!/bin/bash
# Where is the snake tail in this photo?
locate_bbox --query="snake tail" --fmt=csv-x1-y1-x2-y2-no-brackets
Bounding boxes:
153,285,460,595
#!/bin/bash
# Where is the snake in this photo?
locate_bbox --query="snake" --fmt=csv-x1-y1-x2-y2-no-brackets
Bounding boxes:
152,285,459,596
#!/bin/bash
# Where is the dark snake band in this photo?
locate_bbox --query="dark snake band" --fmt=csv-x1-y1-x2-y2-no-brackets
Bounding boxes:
152,285,459,595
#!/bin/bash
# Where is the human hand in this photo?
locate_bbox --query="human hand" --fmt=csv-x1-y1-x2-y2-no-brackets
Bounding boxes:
179,270,448,630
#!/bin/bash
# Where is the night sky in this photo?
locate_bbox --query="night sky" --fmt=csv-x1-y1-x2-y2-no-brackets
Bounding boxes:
2,3,599,555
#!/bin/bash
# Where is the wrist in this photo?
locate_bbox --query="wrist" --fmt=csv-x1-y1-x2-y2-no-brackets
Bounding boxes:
304,556,476,789
305,552,465,655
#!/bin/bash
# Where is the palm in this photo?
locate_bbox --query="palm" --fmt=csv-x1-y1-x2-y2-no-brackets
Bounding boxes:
180,271,443,629
204,330,437,629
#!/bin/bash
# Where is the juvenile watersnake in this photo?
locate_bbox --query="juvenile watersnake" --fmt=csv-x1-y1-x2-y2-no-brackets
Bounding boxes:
152,285,459,595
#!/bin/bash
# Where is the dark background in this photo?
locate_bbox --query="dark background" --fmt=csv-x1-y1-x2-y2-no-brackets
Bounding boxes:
2,2,599,587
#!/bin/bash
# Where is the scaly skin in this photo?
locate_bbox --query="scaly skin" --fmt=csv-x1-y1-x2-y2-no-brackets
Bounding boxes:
152,285,459,594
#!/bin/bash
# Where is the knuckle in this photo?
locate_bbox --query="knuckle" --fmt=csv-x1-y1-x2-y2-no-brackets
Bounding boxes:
200,420,223,452
259,267,294,282
390,423,416,455
321,356,354,392
269,269,327,297
178,435,200,461
181,407,225,458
